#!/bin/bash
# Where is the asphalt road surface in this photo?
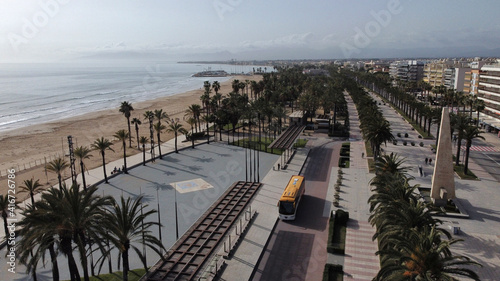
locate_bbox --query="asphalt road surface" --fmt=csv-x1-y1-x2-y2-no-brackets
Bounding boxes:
251,136,339,281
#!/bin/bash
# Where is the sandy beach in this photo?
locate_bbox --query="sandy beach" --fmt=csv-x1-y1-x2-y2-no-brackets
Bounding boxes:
0,75,258,200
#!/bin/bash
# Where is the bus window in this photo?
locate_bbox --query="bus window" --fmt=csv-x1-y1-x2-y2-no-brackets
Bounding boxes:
279,201,294,215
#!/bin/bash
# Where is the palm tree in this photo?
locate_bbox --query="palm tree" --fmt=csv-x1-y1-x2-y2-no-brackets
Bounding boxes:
91,137,114,183
374,152,412,177
105,196,165,281
463,125,485,175
167,120,185,153
185,104,202,133
202,81,212,143
154,121,166,159
20,177,43,207
154,109,169,158
18,204,60,281
46,157,69,189
74,146,93,191
144,111,155,161
185,117,196,148
119,101,134,148
453,114,471,166
375,226,481,280
114,129,130,174
33,184,112,281
139,136,149,166
363,119,395,160
212,81,221,98
472,97,485,126
154,109,169,124
131,117,142,149
0,194,10,243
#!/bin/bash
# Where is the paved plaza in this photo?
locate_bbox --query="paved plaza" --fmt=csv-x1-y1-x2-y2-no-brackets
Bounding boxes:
2,139,279,280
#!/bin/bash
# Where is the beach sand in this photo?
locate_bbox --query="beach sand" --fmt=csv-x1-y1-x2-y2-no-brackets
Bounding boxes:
0,75,258,200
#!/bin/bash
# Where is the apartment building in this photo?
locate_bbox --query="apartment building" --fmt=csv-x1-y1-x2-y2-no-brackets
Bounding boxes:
423,61,451,87
389,60,424,82
443,67,470,92
478,62,500,130
464,61,487,95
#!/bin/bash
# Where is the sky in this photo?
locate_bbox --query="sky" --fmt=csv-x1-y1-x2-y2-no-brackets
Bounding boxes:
1,0,500,63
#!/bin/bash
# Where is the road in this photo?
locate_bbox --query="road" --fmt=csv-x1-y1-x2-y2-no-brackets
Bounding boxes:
462,138,500,182
251,135,339,281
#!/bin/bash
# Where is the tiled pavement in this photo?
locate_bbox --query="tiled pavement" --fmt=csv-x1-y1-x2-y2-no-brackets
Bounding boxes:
344,221,380,280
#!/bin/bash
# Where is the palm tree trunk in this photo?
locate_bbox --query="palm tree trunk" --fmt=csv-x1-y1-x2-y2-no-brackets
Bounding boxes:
142,144,146,166
80,160,87,191
135,127,140,149
455,138,462,166
122,250,130,281
79,233,90,281
30,191,35,207
101,152,108,183
174,132,178,153
63,238,81,281
122,140,128,174
49,242,60,281
157,132,162,159
58,174,62,189
127,117,132,148
464,144,471,174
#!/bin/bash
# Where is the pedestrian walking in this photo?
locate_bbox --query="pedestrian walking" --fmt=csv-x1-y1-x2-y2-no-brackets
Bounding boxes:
418,165,423,177
362,152,364,158
429,158,432,165
425,157,428,165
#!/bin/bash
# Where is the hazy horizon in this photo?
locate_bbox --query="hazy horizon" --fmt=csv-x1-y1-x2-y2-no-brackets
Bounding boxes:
1,1,500,63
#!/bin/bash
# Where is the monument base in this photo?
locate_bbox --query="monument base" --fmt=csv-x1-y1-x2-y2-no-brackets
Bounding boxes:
432,198,447,207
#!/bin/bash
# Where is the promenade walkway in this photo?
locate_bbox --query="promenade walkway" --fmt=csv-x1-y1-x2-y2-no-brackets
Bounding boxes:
339,92,380,280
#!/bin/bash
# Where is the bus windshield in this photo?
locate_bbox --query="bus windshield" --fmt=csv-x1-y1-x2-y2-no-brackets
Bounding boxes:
279,201,295,215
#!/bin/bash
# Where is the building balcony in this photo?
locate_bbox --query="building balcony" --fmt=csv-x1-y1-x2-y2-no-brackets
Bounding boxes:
478,93,500,103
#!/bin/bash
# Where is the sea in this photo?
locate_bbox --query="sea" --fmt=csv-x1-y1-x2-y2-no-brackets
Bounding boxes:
0,61,266,133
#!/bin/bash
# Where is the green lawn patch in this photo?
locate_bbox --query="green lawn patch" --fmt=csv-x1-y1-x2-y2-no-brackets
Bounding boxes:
367,158,376,173
454,164,478,180
338,157,350,168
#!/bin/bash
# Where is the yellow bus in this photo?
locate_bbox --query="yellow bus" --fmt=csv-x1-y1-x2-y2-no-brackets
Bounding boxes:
278,175,305,220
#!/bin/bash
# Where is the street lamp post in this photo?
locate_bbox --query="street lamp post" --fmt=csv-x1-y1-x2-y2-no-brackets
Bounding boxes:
174,185,179,241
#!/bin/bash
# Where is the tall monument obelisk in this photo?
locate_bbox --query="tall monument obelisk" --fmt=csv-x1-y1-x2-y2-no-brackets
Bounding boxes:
431,107,456,206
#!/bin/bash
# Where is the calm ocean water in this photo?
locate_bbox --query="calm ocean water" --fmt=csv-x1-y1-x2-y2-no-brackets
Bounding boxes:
0,62,263,132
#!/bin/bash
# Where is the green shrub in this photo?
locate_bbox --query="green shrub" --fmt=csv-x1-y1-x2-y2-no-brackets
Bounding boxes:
322,264,343,281
335,209,349,224
327,210,349,254
393,140,397,145
404,133,409,137
186,132,205,140
419,142,424,147
411,142,415,146
403,141,407,146
397,132,401,137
